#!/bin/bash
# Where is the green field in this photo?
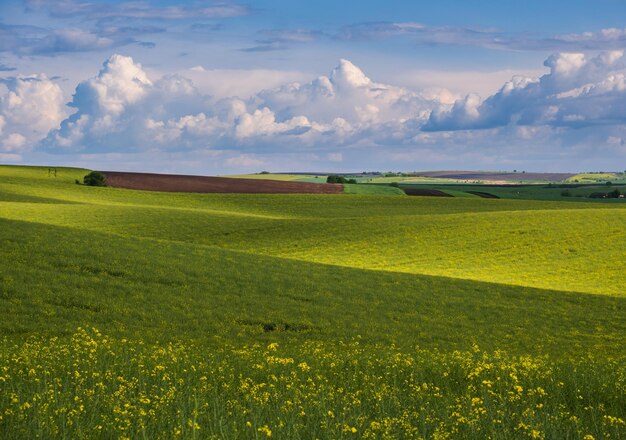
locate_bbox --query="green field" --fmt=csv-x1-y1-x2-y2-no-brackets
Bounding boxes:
567,172,626,183
1,165,625,438
398,182,626,202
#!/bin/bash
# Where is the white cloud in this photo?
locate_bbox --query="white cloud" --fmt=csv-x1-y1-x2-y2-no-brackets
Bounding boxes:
392,68,546,98
255,59,435,126
25,0,249,20
0,74,68,153
43,55,440,154
425,51,626,131
182,68,309,99
8,51,623,171
339,22,626,52
225,154,266,167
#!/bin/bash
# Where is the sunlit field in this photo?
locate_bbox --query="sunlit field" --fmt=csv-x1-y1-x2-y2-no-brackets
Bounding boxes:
1,165,625,438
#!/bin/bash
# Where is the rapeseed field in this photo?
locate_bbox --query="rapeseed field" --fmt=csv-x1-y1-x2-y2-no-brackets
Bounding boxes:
1,165,625,438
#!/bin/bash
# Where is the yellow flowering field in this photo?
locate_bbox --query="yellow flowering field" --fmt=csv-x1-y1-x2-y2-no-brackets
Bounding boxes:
2,165,626,438
1,328,625,439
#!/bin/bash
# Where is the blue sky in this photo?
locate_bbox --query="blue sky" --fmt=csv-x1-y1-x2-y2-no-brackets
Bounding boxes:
1,0,626,173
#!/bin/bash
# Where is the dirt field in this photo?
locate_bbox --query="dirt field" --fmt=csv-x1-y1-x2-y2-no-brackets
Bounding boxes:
403,188,453,197
102,172,344,194
415,171,576,181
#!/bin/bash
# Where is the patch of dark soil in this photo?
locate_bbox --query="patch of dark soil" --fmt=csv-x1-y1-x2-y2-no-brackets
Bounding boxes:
102,171,344,194
403,188,453,197
467,191,500,199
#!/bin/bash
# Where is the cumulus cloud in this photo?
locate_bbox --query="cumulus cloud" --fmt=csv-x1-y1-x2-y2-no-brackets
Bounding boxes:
255,59,434,125
5,50,623,171
0,74,67,153
425,51,626,131
43,55,441,154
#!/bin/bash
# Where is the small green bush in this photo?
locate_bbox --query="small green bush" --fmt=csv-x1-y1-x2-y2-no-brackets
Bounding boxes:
326,175,347,184
83,171,107,187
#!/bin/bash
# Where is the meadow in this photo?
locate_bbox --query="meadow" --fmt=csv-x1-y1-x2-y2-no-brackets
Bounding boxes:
397,182,626,202
1,165,625,439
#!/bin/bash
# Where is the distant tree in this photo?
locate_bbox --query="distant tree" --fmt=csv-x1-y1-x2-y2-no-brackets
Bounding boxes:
390,182,400,188
609,189,621,198
83,171,106,187
561,189,572,197
326,175,347,184
606,181,613,186
259,171,270,174
346,178,357,184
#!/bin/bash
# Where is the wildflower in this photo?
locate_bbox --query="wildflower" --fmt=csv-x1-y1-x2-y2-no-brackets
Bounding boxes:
258,425,272,437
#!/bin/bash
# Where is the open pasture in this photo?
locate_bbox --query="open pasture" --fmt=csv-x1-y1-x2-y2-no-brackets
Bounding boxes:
1,165,625,438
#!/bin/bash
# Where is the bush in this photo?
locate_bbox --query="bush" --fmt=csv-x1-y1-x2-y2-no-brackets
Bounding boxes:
83,171,107,187
560,189,572,197
326,175,347,184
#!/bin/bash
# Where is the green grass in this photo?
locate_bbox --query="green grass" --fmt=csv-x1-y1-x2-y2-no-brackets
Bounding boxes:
398,182,626,202
1,164,626,438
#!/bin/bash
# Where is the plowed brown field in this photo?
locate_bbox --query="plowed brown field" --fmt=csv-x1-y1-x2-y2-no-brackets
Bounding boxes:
102,171,343,194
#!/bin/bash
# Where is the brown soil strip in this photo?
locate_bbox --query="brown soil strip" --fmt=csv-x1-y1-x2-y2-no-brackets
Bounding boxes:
403,188,453,197
467,191,500,199
102,171,344,194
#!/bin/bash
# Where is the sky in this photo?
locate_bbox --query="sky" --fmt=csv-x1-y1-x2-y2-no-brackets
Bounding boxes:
2,1,626,173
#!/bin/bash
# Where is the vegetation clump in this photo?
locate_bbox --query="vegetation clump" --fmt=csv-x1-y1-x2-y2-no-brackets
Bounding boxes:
326,175,357,184
83,171,107,187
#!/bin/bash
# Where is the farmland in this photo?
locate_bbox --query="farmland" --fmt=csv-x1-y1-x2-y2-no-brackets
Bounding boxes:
1,165,626,439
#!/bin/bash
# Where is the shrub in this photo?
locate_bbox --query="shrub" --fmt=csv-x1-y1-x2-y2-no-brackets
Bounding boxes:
83,171,107,187
561,189,572,197
326,175,347,184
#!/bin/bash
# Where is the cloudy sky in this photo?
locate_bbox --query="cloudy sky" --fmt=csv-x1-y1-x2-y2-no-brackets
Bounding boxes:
2,0,626,173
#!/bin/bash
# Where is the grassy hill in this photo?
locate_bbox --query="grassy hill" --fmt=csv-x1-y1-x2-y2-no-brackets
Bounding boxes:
1,165,625,438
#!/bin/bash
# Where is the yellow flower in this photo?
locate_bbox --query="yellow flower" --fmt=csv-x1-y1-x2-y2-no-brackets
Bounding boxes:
258,425,272,437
